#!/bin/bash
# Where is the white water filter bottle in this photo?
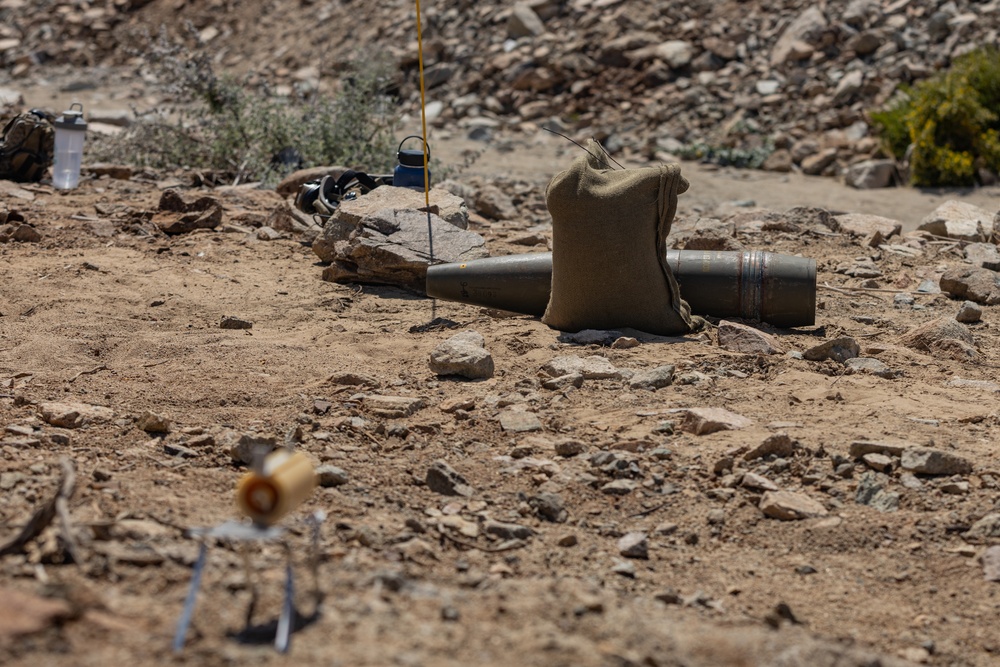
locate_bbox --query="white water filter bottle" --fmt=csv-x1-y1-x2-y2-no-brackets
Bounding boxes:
52,102,87,189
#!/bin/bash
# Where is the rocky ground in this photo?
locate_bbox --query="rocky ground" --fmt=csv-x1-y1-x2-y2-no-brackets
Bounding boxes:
4,1,1000,667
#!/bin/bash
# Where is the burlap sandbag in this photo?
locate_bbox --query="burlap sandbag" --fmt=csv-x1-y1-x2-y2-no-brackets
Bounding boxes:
542,141,694,335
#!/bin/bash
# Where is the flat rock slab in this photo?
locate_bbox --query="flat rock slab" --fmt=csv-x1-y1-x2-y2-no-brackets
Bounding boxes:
317,208,488,290
760,490,828,520
330,185,468,231
429,330,494,379
363,395,426,418
940,266,1000,305
499,409,543,433
717,320,785,355
38,401,114,428
540,355,623,380
849,440,908,458
918,200,992,242
673,407,752,435
831,213,901,237
628,365,675,390
900,447,972,476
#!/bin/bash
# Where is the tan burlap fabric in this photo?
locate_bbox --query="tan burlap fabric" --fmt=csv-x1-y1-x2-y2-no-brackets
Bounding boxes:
542,141,694,335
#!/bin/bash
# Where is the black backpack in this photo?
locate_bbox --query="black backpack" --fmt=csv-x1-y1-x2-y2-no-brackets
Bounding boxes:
0,110,55,183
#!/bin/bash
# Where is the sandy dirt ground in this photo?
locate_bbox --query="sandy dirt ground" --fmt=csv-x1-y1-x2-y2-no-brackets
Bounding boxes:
3,83,1000,667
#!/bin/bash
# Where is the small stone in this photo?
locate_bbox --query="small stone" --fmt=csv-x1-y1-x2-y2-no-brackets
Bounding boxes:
843,160,897,189
983,546,1000,582
744,434,796,461
956,300,983,323
900,447,972,476
611,560,637,578
540,355,623,380
966,514,1000,542
706,509,727,524
541,372,584,390
673,407,752,435
559,329,621,345
861,453,894,472
220,316,253,330
439,514,479,538
803,337,860,363
628,365,675,390
742,472,779,492
611,337,640,349
363,395,426,418
230,433,277,465
964,243,1000,271
855,471,900,512
136,410,170,434
939,267,1000,305
507,2,546,38
529,493,567,523
846,357,900,378
440,396,475,413
163,442,197,458
941,481,969,495
38,401,114,429
601,479,638,495
557,534,578,547
499,409,543,433
894,293,915,308
849,440,907,458
554,439,585,457
425,460,474,497
717,320,785,355
617,532,649,559
759,491,828,520
316,465,349,487
485,520,533,540
429,330,494,379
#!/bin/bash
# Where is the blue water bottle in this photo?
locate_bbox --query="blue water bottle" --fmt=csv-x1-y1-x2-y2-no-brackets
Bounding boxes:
394,135,431,191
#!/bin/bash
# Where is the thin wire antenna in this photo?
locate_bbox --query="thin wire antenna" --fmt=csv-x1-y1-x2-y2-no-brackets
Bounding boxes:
591,136,626,170
414,0,436,320
541,126,617,168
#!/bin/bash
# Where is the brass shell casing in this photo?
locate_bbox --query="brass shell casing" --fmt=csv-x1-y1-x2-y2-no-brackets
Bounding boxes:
236,450,317,526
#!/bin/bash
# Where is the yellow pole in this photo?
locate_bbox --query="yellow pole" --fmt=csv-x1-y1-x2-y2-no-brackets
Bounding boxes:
414,0,431,208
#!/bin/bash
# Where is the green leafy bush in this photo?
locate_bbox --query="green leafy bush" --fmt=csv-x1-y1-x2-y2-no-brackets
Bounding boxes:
89,29,399,185
871,46,1000,187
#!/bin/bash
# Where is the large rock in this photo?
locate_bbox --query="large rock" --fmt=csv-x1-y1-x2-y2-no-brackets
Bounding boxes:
317,208,487,290
327,185,469,234
900,447,972,476
917,201,992,242
771,7,829,65
939,266,1000,305
896,317,974,352
429,331,495,379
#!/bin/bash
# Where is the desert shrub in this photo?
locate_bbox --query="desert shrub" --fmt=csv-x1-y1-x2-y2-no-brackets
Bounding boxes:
676,141,774,169
88,28,399,185
871,46,1000,187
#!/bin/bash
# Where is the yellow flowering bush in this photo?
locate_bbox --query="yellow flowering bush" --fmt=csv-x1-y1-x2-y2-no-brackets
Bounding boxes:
872,46,1000,187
